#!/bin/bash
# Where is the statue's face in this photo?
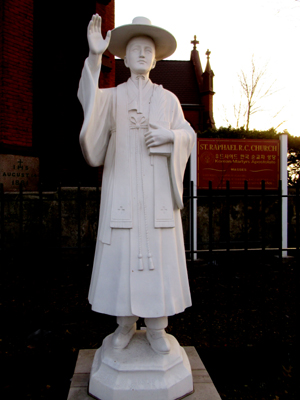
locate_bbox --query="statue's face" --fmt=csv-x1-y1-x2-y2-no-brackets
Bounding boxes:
124,36,156,75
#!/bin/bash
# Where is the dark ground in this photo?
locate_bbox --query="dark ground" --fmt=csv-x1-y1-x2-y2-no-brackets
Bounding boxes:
0,250,297,400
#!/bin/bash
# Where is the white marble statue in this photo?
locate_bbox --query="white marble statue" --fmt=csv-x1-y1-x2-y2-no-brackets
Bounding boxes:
78,15,195,356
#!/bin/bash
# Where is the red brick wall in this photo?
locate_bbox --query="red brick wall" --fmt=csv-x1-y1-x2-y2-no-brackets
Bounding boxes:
96,1,115,88
184,110,201,132
0,0,34,149
202,95,213,117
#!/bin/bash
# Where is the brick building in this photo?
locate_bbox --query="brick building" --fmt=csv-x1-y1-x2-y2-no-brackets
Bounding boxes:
0,0,115,189
1,0,214,189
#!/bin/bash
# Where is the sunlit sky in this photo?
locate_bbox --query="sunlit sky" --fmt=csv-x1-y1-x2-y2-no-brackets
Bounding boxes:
115,0,300,136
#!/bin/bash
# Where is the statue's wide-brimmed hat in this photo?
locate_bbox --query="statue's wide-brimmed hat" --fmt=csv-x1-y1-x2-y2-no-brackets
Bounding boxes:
108,17,177,61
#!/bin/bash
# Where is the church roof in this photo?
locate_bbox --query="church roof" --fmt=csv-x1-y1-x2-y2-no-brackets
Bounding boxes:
115,59,201,105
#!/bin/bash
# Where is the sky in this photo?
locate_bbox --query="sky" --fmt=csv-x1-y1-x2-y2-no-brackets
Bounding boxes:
115,0,300,136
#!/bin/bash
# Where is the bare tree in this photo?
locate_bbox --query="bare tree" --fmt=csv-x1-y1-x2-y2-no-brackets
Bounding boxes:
233,95,244,129
238,56,280,131
220,56,285,131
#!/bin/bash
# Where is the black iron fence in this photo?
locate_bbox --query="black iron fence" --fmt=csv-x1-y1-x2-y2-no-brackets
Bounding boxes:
0,181,299,262
185,180,299,264
0,182,101,258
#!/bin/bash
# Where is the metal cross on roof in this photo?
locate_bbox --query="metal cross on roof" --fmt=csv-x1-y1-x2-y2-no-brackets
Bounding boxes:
191,35,199,50
206,49,211,59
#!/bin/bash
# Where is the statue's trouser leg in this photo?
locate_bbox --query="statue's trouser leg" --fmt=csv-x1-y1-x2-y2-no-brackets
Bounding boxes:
144,316,168,330
111,316,138,349
117,316,139,327
145,317,171,354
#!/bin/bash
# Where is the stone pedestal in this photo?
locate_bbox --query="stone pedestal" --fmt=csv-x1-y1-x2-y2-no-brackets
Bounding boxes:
67,335,222,400
89,330,193,400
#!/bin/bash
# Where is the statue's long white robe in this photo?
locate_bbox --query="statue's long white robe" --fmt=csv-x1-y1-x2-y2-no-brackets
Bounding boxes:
78,59,195,318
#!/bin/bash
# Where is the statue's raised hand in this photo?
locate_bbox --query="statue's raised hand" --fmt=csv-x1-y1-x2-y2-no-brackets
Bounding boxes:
88,14,111,55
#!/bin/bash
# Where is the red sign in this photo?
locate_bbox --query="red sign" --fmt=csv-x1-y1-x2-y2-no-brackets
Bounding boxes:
197,139,280,190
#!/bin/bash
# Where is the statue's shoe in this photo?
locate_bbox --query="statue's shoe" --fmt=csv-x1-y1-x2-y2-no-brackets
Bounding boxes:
111,323,136,349
146,328,171,354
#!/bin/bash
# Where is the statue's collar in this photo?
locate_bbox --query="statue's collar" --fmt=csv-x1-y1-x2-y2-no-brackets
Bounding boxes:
128,77,152,96
127,78,153,113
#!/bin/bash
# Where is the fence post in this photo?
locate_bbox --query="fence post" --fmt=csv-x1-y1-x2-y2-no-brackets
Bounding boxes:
279,134,288,257
77,182,81,258
190,143,197,260
244,180,248,251
296,186,299,259
58,183,62,252
0,183,4,252
278,180,283,260
226,181,230,252
190,181,194,266
261,180,266,253
39,182,43,249
208,181,213,257
19,182,23,249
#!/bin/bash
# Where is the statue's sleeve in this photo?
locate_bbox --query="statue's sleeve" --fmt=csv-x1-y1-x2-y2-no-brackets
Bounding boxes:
169,93,196,210
77,58,113,167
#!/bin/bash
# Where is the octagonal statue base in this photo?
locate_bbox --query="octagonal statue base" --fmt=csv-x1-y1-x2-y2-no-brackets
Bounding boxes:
88,330,194,400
